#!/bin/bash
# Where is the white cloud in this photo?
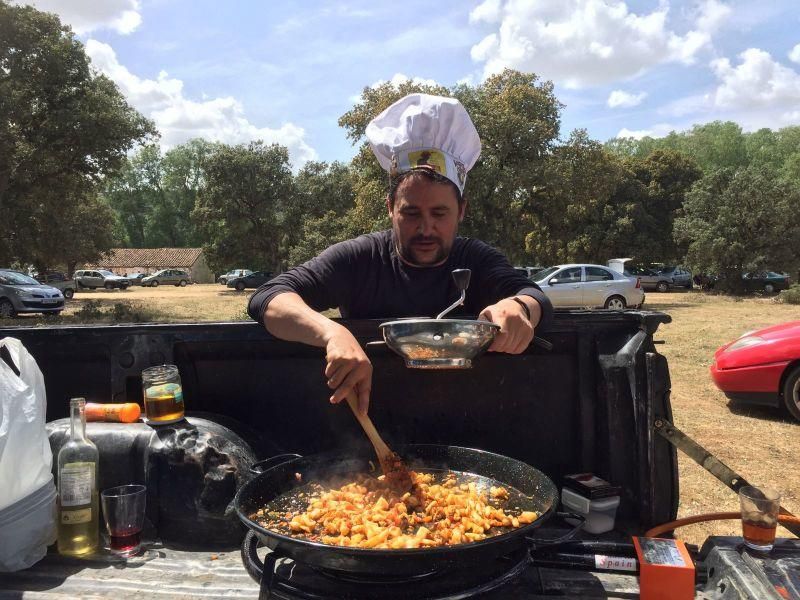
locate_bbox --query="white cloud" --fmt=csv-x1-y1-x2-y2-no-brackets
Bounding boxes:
369,73,440,89
85,41,317,165
607,90,647,108
635,46,800,137
616,124,675,139
710,48,800,112
696,0,731,32
469,0,502,24
789,44,800,64
469,0,731,88
18,0,142,35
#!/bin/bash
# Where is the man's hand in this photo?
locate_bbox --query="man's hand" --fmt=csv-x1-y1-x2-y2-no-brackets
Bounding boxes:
324,325,373,415
479,297,535,354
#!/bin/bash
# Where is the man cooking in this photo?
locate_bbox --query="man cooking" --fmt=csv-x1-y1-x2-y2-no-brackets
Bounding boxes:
248,93,552,415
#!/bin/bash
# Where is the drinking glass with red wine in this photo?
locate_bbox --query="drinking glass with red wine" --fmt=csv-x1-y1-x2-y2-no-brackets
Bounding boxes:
101,485,146,557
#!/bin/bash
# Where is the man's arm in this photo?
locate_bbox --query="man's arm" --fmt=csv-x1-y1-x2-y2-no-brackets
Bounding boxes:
479,295,540,354
261,292,373,415
248,239,375,414
465,239,552,353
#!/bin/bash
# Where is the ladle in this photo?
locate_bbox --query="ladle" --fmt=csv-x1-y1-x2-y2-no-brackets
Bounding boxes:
436,269,471,319
345,392,412,490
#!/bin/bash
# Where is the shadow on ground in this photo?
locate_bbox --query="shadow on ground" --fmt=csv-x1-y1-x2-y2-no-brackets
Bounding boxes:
727,400,797,425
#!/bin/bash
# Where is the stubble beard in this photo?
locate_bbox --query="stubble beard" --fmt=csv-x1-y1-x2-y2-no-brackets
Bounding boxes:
395,234,450,267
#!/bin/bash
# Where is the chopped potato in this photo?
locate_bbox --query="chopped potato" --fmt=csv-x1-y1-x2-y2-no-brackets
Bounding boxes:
254,471,538,549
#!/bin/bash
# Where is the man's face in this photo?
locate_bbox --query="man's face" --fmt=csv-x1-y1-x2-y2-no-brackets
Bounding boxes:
388,173,465,267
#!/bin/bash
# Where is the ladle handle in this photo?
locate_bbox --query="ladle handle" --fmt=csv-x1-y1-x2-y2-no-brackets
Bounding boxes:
452,268,471,292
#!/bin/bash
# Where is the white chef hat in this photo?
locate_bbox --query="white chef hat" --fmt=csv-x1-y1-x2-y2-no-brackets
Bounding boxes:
365,93,481,196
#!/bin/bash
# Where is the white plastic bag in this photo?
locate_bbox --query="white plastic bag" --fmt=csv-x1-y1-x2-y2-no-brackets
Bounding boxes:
0,337,57,570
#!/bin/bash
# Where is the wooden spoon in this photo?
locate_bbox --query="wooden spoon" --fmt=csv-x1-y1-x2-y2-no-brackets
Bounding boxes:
345,392,412,491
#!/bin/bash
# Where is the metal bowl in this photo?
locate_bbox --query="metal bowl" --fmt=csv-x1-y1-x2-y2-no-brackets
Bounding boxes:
379,318,500,369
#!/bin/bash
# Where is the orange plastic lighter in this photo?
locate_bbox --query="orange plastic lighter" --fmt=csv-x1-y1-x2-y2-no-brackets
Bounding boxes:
632,536,695,600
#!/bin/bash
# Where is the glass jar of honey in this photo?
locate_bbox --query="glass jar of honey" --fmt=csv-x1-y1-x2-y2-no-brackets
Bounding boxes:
141,365,185,425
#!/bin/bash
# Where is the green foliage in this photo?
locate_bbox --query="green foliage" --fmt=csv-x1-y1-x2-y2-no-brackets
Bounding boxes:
6,6,797,285
607,122,800,177
674,166,800,292
284,161,357,265
0,1,156,271
192,141,296,273
104,139,217,248
776,285,800,305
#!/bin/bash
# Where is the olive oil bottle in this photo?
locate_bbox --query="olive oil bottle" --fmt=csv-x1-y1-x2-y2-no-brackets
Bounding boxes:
57,398,99,556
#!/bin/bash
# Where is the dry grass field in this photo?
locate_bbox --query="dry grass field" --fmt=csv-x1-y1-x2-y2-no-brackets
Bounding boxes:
5,284,800,545
644,291,800,545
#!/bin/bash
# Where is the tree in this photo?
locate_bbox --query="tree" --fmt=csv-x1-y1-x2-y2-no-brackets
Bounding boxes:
622,150,702,262
0,1,156,269
105,139,216,248
192,142,296,272
104,144,162,248
284,161,357,265
158,139,217,246
532,130,644,265
674,166,800,292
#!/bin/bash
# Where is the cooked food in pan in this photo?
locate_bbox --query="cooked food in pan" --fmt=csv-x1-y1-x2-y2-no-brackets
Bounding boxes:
252,470,538,549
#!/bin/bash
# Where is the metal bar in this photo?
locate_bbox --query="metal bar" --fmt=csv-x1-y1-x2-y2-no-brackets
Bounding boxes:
653,418,800,537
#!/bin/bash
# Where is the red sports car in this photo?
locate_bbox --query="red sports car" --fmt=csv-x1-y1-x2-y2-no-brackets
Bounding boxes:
710,321,800,422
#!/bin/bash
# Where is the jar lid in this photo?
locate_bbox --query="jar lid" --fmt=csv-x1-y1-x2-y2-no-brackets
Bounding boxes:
563,472,622,499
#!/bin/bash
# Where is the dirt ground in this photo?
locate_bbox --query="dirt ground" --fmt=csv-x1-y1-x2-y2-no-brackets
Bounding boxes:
6,285,800,545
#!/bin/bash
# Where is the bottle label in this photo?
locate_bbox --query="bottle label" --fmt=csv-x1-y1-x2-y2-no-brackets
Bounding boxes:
61,507,92,524
145,383,184,404
60,462,94,507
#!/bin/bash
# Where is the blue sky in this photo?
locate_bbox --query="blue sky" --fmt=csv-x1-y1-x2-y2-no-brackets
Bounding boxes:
21,0,800,168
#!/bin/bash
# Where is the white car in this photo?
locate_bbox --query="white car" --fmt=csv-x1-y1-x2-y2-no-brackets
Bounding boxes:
534,264,645,310
218,269,252,285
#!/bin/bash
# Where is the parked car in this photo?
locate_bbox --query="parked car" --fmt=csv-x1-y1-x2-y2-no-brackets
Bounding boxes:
693,271,790,293
227,271,273,291
0,269,64,317
534,264,644,309
74,269,130,290
607,258,674,292
657,266,693,289
513,266,545,279
218,269,253,285
125,273,148,286
35,271,76,299
742,271,790,294
710,321,800,422
142,269,192,287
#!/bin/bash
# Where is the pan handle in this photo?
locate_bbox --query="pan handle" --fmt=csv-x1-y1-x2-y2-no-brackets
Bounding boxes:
526,512,586,549
241,530,264,582
250,453,302,475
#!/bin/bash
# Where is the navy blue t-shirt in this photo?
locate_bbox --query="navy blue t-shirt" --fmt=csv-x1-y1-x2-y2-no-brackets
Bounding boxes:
248,230,552,327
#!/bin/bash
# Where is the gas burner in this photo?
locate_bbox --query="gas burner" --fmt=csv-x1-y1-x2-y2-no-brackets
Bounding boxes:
258,547,531,600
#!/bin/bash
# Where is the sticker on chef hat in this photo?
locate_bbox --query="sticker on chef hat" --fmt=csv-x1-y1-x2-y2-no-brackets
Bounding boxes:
455,159,466,186
408,149,446,175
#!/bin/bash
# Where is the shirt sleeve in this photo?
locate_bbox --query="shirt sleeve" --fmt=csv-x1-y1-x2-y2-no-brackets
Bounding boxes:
467,241,553,331
247,239,357,325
